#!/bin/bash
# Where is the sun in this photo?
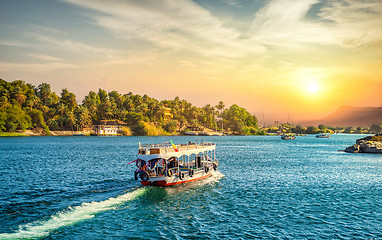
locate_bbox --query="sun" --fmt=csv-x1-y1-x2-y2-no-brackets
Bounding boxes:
307,82,319,93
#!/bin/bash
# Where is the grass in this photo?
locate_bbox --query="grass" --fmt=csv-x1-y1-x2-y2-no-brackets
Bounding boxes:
0,132,27,137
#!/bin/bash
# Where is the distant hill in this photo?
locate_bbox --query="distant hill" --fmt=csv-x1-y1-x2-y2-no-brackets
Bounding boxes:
302,105,382,127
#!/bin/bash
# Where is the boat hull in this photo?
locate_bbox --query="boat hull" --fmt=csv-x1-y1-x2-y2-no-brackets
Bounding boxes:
140,170,213,186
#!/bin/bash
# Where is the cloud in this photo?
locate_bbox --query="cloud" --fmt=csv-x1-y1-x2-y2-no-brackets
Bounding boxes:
61,0,265,58
25,53,64,62
28,32,114,54
250,0,382,48
250,0,334,46
0,40,25,47
318,0,382,47
0,62,78,73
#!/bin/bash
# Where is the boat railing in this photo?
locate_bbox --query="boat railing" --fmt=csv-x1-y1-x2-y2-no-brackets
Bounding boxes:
138,141,215,155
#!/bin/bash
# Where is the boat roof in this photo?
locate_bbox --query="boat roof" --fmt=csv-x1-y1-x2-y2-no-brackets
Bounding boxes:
137,142,215,161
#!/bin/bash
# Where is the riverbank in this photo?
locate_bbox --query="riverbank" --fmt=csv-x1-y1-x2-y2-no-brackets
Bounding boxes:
0,132,27,137
0,130,92,137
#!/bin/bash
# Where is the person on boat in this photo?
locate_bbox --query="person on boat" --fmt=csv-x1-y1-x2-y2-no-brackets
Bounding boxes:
157,159,165,176
167,157,175,169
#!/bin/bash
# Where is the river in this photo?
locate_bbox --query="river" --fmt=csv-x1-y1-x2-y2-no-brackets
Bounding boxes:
0,135,381,239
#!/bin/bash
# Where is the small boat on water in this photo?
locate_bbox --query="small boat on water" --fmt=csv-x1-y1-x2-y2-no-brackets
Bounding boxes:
281,134,296,140
184,131,198,136
130,141,218,186
316,134,330,138
198,132,212,136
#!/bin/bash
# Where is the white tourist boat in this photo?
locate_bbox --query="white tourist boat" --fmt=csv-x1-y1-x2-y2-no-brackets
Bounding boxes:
131,141,218,186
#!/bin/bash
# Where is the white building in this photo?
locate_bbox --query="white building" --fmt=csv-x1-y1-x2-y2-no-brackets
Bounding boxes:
93,120,126,136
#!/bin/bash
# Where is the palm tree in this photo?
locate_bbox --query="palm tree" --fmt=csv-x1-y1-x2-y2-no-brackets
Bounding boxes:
57,103,66,117
14,86,26,106
66,110,76,131
0,96,9,108
76,106,91,131
27,95,40,111
215,101,225,116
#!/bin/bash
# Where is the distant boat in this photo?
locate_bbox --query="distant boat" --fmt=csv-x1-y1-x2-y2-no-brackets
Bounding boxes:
281,134,295,140
211,132,223,136
198,132,211,136
316,134,330,138
73,133,84,136
185,131,198,136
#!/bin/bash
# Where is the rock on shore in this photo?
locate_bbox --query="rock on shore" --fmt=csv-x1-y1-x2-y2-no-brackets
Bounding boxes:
345,133,382,153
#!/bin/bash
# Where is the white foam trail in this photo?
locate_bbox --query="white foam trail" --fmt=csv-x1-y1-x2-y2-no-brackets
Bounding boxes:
211,171,225,181
0,188,147,240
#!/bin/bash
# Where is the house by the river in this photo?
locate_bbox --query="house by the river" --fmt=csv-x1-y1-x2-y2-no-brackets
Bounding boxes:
93,120,126,136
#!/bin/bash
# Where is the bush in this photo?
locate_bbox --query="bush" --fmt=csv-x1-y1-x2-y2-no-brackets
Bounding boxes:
28,109,50,135
0,105,31,132
122,126,132,136
131,121,148,136
163,120,178,133
371,135,382,142
306,126,320,134
143,122,168,136
256,129,267,135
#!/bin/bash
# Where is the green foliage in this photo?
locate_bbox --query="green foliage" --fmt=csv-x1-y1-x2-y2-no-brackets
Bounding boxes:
370,124,382,134
60,88,77,112
0,79,261,136
343,126,353,134
370,135,382,142
292,125,305,134
306,126,320,134
0,104,31,132
143,122,168,136
256,129,267,135
28,109,50,135
0,132,26,137
222,104,258,135
163,120,178,133
122,126,132,136
131,121,148,136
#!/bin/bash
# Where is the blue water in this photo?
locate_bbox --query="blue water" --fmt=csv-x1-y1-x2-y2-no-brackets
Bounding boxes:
0,135,381,239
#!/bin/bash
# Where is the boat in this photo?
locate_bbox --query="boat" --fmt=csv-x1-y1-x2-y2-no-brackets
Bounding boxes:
198,132,211,136
281,134,296,140
131,141,218,186
316,134,330,138
212,132,223,136
184,131,198,136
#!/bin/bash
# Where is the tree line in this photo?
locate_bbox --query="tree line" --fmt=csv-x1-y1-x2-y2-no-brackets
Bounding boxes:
0,79,259,135
265,123,382,134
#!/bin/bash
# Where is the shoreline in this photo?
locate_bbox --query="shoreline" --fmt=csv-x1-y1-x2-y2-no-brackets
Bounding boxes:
0,131,376,137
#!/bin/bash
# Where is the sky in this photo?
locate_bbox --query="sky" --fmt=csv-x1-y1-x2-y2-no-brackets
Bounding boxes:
1,0,381,124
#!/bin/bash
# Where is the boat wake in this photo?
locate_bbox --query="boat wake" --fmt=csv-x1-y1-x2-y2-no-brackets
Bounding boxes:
209,170,225,183
0,187,147,240
163,170,225,195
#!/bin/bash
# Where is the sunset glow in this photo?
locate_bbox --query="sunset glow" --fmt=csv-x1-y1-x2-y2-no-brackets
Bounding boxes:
1,0,381,122
307,82,319,94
